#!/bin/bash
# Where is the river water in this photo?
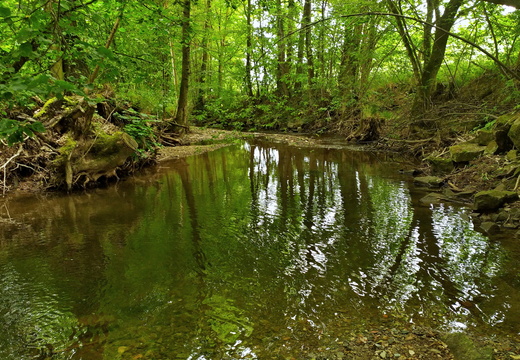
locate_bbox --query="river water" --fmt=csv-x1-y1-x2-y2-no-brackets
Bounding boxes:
0,139,519,359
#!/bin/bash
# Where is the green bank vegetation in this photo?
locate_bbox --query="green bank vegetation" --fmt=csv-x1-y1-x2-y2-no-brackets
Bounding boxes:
2,0,520,190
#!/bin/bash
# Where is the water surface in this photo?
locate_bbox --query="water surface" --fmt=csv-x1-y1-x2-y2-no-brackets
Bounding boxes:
0,139,519,359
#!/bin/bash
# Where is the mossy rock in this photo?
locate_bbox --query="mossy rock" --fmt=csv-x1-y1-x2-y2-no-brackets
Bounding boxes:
450,143,486,163
494,112,518,132
484,140,499,155
506,150,518,161
473,190,519,212
426,156,454,174
508,118,520,149
413,176,444,188
473,129,494,146
420,192,447,205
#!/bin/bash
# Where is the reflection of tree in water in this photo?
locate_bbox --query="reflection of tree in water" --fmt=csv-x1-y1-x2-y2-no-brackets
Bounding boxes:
245,140,511,337
0,141,517,359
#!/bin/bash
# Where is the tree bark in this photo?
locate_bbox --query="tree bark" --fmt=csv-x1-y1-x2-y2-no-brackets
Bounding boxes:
195,0,212,111
276,0,289,97
245,0,254,97
412,0,464,117
175,0,192,128
303,0,315,86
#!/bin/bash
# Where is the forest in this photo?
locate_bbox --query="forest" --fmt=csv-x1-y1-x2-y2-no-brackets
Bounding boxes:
2,0,520,191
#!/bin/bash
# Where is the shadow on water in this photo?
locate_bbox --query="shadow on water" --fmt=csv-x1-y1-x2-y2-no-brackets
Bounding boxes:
0,139,519,359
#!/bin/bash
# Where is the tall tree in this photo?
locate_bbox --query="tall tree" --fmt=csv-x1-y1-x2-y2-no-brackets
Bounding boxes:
175,0,192,128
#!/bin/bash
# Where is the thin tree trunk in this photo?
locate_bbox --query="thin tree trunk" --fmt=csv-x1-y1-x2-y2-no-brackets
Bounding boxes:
175,0,191,128
304,0,315,86
412,0,464,117
169,39,179,90
88,9,123,85
385,0,421,83
276,0,289,97
195,0,211,112
245,0,254,97
295,5,306,92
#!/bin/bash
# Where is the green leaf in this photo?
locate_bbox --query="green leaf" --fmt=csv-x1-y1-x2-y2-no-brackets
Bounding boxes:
96,47,115,60
0,6,11,18
19,42,34,57
29,121,46,133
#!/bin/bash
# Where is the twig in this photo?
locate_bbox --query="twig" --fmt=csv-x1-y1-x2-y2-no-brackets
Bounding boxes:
1,144,23,196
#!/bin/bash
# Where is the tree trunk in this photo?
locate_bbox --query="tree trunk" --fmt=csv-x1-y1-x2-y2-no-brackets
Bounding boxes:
412,0,464,118
276,0,289,97
245,0,254,97
175,0,191,128
304,0,315,87
195,0,212,112
384,0,421,83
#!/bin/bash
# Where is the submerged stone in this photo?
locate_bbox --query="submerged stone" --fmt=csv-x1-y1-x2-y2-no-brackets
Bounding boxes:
449,143,485,163
442,333,493,360
473,190,519,212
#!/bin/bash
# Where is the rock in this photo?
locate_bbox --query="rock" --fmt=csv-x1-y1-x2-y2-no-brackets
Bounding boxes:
507,150,518,161
484,140,499,155
473,190,519,212
414,176,444,188
450,143,486,163
491,210,509,222
495,129,514,153
425,156,454,174
508,118,520,150
420,193,446,205
480,221,500,234
442,333,493,360
473,129,494,146
454,191,475,200
494,113,517,132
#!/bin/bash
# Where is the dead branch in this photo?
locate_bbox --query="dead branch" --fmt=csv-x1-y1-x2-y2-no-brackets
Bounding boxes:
1,144,23,196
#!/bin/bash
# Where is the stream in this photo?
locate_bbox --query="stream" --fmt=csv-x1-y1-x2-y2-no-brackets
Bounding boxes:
0,139,519,359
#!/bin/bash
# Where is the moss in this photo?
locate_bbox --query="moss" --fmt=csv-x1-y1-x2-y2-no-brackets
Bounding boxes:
34,97,59,119
51,135,77,168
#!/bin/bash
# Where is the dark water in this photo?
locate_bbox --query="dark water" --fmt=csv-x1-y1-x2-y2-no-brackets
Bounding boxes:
0,139,519,359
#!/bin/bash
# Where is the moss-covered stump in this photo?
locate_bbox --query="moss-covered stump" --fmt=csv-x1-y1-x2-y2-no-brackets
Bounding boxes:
35,96,95,138
55,132,138,190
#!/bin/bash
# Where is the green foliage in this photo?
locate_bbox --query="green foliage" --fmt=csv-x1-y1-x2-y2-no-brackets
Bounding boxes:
0,119,46,146
119,109,160,153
